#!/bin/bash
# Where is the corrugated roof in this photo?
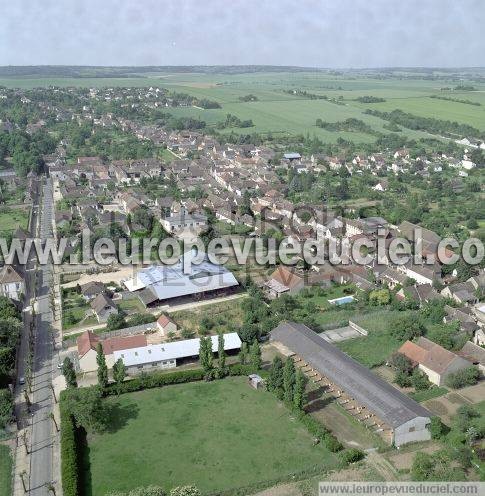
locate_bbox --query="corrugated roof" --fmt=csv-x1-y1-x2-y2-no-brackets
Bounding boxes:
114,332,241,367
124,262,239,301
271,322,431,428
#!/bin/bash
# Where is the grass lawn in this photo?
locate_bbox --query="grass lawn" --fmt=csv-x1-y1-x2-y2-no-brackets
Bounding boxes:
296,284,355,311
82,377,338,495
62,288,91,330
0,206,29,236
0,444,12,496
170,298,245,336
335,310,417,368
118,298,146,315
409,387,448,403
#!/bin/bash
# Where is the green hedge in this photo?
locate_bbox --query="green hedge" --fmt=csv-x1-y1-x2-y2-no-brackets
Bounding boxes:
60,401,79,496
295,411,343,452
104,364,256,396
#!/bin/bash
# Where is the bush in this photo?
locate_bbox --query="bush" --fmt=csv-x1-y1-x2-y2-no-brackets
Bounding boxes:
103,364,254,396
0,388,13,428
395,371,412,388
391,315,425,341
339,448,365,465
445,367,480,389
60,402,80,496
429,416,449,440
295,412,342,452
411,370,431,391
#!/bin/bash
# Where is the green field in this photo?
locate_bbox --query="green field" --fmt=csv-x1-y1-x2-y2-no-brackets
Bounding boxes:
82,377,338,495
0,206,29,236
335,310,415,368
3,71,485,142
0,444,12,496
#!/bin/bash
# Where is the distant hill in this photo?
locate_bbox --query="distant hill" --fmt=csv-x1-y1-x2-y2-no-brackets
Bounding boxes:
0,65,484,80
0,65,327,78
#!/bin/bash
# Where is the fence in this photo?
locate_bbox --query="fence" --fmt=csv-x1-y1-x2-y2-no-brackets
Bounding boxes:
348,320,368,336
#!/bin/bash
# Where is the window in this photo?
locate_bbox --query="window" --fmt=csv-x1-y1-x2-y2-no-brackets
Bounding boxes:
409,426,416,433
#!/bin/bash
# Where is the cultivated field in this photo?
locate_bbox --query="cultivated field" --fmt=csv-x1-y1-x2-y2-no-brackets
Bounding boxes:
81,377,339,495
3,71,485,142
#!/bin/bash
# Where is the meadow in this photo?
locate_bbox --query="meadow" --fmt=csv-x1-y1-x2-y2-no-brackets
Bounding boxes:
3,71,485,141
81,377,338,495
0,206,29,236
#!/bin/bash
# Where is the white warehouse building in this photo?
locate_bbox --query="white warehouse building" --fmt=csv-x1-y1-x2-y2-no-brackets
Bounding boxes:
114,332,242,374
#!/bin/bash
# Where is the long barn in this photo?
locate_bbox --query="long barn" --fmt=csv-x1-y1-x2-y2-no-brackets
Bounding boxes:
271,322,432,447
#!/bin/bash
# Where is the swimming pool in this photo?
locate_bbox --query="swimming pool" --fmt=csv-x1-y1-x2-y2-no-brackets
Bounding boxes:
328,295,356,305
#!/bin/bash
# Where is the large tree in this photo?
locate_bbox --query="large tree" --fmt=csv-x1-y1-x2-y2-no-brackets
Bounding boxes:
112,358,126,393
62,357,77,388
63,385,107,432
293,370,307,410
217,332,226,371
283,358,296,404
249,340,262,371
267,356,284,398
96,343,108,389
199,336,213,373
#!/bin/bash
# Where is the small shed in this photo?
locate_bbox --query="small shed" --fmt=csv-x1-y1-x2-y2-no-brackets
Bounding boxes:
157,314,178,335
248,374,264,390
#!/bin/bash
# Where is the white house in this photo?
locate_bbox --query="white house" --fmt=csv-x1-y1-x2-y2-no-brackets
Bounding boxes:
398,337,473,386
0,265,24,301
161,213,207,233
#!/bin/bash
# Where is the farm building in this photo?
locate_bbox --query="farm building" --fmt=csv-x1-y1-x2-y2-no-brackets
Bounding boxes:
398,337,473,386
114,332,242,375
157,314,178,335
271,322,432,447
458,341,485,377
77,331,148,372
123,261,239,307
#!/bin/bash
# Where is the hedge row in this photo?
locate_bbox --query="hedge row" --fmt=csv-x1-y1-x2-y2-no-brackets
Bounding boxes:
104,364,255,396
60,401,79,496
296,411,343,452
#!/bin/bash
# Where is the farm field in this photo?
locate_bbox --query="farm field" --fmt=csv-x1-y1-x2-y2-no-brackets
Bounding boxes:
81,377,339,496
0,444,12,496
2,71,485,141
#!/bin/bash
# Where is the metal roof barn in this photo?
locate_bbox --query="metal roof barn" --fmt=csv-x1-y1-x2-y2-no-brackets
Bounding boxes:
114,332,242,367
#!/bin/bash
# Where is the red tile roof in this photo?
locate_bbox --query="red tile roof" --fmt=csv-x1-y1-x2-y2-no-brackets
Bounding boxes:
157,314,174,328
102,335,147,355
77,331,100,358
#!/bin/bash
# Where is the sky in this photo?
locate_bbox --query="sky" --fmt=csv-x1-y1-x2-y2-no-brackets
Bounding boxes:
1,0,484,68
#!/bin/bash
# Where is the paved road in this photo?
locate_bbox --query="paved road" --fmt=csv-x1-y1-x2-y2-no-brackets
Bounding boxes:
28,178,56,495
